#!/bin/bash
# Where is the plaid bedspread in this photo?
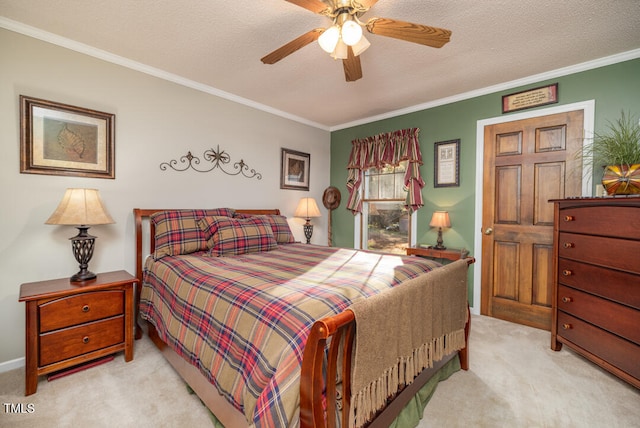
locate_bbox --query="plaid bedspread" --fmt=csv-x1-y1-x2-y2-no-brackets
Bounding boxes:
139,243,441,428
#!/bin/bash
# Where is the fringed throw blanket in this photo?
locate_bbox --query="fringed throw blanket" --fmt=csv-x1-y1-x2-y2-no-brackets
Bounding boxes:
348,259,469,428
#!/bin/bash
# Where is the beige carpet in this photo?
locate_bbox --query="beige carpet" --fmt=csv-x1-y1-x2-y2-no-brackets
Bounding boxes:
1,315,638,427
418,315,639,428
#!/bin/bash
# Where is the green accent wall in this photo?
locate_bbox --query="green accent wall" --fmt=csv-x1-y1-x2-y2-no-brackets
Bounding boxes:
330,58,640,306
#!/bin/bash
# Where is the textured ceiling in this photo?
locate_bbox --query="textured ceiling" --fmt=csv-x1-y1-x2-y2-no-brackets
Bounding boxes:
1,0,639,130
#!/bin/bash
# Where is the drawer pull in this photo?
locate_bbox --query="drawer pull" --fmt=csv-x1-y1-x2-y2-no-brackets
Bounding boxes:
562,269,573,276
561,296,573,303
562,323,572,330
82,336,90,344
82,305,90,313
563,242,575,248
563,215,575,222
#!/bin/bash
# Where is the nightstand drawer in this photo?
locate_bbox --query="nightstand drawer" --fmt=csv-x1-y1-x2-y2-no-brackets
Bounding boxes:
39,290,124,333
39,316,124,366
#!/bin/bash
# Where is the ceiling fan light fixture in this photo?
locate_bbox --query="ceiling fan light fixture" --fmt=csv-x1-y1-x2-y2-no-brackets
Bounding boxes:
351,34,370,56
331,39,348,60
318,25,340,53
261,1,452,82
341,19,362,46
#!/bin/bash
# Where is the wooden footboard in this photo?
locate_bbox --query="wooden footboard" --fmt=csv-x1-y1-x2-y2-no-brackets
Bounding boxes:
299,260,473,428
301,310,356,427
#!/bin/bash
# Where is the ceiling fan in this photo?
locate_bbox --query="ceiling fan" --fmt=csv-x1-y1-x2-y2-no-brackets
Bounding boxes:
260,0,452,82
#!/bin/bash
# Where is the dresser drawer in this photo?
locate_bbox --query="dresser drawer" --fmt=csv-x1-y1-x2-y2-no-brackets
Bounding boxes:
557,312,640,380
39,290,125,333
558,285,640,344
559,205,640,240
558,259,640,309
558,232,640,274
39,316,124,366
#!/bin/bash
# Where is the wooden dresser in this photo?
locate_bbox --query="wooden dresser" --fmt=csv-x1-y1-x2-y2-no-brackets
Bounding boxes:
550,197,640,389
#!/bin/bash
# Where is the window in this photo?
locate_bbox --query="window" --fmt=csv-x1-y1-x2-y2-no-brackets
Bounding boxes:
361,162,410,254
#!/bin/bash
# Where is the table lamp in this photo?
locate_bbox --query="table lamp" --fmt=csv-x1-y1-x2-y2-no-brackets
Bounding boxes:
294,197,321,244
429,211,451,250
45,188,115,282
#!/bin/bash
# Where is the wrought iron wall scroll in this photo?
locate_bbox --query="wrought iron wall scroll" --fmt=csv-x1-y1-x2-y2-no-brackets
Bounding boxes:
160,145,262,180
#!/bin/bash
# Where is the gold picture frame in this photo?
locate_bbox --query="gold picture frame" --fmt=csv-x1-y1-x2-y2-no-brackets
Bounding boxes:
20,95,115,179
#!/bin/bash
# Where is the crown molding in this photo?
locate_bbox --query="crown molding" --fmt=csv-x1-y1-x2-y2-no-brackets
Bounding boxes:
0,17,330,131
3,17,638,133
331,48,640,131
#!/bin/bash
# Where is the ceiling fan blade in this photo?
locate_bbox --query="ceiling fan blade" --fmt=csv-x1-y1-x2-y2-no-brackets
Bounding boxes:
366,17,452,48
261,29,324,64
286,0,331,14
343,46,363,82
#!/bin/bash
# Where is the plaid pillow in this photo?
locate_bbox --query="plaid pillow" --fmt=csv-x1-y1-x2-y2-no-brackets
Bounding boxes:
234,214,295,244
151,208,235,259
198,215,277,256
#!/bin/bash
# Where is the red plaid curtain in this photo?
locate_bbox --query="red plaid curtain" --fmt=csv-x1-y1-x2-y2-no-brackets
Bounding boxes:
346,128,424,214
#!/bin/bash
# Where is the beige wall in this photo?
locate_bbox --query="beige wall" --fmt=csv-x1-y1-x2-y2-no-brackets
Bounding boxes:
0,28,330,365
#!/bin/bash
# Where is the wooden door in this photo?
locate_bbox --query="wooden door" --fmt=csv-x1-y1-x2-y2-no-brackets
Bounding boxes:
481,110,584,330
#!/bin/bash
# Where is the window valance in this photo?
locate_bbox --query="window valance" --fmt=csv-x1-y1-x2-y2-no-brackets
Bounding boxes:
346,128,425,214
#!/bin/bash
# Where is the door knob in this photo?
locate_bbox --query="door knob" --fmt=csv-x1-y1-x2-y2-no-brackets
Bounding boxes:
484,227,493,235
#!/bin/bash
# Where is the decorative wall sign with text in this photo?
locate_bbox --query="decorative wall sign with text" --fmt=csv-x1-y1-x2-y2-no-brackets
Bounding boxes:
502,83,558,113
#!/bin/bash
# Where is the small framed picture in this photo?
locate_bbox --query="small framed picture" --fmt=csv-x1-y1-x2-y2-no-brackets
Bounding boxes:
280,148,310,191
434,139,460,187
20,95,115,179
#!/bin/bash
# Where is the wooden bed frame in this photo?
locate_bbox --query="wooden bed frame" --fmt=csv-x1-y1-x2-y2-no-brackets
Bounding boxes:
133,208,473,428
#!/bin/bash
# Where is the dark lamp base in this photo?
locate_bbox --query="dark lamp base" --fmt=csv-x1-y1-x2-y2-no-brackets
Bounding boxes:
69,226,98,283
303,219,314,244
434,227,446,250
70,270,97,282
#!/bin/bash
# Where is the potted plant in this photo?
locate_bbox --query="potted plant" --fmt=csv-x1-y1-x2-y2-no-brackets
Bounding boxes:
586,111,640,195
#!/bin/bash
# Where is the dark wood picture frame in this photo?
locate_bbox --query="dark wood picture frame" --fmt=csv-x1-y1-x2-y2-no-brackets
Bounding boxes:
434,139,460,187
280,148,310,191
20,95,115,179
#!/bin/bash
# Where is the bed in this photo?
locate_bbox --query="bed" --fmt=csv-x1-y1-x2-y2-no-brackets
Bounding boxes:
133,208,473,428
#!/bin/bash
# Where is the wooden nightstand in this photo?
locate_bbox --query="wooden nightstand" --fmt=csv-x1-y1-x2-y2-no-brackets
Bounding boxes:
406,246,469,261
19,270,137,396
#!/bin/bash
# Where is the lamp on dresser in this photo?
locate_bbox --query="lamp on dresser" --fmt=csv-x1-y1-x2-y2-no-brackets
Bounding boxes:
294,197,321,244
45,188,115,282
429,211,451,250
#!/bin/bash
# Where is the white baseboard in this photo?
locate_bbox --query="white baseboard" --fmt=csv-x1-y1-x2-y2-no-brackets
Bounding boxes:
0,357,25,373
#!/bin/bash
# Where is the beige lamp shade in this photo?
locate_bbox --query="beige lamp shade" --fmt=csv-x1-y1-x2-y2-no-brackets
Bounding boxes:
46,188,115,226
429,211,451,229
294,197,321,219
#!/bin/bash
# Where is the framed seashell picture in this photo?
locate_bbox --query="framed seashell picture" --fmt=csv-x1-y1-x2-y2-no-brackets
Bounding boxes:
20,95,115,179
